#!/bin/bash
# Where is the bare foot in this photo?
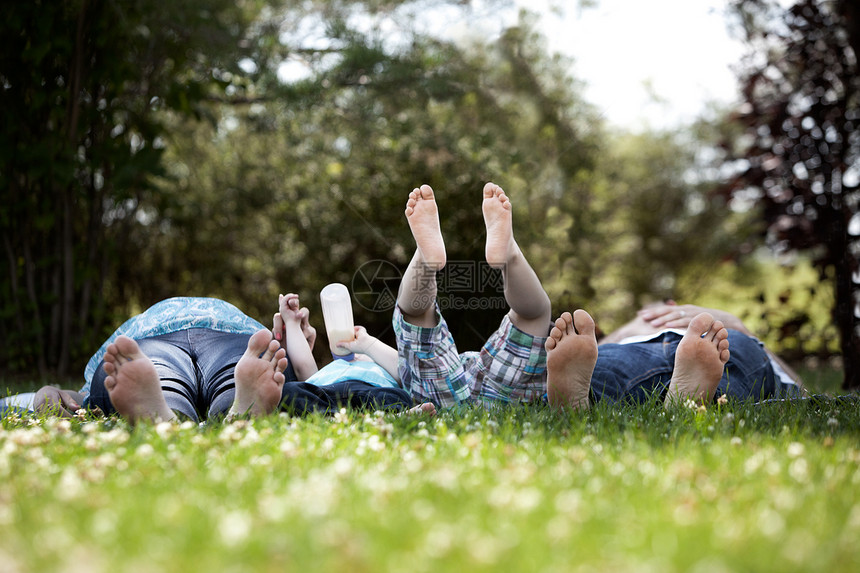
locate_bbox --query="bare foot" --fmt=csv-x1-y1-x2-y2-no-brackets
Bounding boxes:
405,184,446,270
665,312,730,406
229,329,288,417
405,402,437,416
482,182,514,268
103,336,177,423
545,310,597,410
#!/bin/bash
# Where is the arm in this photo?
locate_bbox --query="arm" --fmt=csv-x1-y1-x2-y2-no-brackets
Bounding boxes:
637,303,749,334
338,326,401,383
33,386,84,417
274,293,319,381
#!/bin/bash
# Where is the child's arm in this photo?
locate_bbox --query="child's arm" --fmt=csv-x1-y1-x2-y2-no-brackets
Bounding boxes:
275,293,319,381
337,326,401,382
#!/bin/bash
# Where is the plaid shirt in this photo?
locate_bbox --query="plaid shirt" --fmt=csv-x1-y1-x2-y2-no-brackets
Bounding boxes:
393,305,548,408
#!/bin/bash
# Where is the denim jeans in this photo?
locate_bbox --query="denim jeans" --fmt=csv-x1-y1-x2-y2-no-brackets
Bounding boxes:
278,380,413,415
88,329,298,421
590,330,802,404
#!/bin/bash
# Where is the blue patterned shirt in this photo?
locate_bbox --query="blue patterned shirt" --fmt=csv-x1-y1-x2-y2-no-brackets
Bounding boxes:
82,297,265,397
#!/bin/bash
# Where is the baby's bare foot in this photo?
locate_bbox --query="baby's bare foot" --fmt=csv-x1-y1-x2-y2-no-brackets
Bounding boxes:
665,312,730,406
482,182,514,268
545,310,597,410
405,184,446,270
103,336,176,423
230,329,288,417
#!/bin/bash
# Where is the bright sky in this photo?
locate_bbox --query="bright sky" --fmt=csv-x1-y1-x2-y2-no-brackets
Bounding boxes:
512,0,746,130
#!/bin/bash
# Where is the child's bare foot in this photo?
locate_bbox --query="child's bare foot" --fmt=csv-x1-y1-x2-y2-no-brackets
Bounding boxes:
665,313,730,406
405,402,437,416
405,184,446,270
230,329,288,417
103,336,177,423
545,310,597,410
482,182,514,268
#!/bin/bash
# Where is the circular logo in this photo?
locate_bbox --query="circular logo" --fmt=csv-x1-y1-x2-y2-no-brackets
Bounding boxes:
352,260,402,312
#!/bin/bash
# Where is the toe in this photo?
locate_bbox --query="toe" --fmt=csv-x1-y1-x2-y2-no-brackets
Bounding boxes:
572,309,595,336
246,329,273,357
559,311,574,334
688,312,715,337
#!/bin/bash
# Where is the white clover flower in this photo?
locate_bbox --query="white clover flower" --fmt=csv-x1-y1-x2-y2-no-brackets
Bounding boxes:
366,434,385,452
218,510,252,546
827,417,839,428
154,422,174,438
136,443,154,457
332,456,354,476
787,442,805,458
333,408,349,424
789,458,809,483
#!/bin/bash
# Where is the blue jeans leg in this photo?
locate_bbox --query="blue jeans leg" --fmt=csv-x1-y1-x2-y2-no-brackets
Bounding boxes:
662,330,777,400
590,339,673,404
591,330,780,404
279,381,412,415
182,328,299,419
89,330,199,420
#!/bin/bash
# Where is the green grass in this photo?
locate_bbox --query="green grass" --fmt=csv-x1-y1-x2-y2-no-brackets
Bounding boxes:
797,363,846,395
1,394,859,573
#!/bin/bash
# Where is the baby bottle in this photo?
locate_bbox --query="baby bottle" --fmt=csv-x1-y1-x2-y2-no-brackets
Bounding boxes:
320,283,356,360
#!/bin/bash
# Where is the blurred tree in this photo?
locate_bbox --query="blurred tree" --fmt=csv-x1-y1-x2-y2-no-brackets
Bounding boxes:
575,126,755,331
0,0,280,378
725,0,860,389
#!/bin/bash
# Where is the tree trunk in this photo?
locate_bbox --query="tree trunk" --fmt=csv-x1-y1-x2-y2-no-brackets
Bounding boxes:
836,242,860,390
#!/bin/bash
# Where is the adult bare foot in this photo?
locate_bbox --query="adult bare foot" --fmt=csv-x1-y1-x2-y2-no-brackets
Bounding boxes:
229,329,288,418
545,310,597,410
482,182,514,268
665,312,730,407
405,184,446,270
103,336,177,423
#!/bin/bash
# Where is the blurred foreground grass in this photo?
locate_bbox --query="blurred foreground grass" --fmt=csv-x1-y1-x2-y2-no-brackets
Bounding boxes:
1,393,858,573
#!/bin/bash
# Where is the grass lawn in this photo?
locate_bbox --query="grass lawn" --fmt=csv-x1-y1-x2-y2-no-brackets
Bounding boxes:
2,378,859,573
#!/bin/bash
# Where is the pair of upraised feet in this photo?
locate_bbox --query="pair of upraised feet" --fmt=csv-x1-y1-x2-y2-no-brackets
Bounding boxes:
545,310,731,409
405,181,515,270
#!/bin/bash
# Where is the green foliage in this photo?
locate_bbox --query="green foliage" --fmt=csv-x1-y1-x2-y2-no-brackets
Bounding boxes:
1,400,859,572
675,255,839,359
0,0,272,376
